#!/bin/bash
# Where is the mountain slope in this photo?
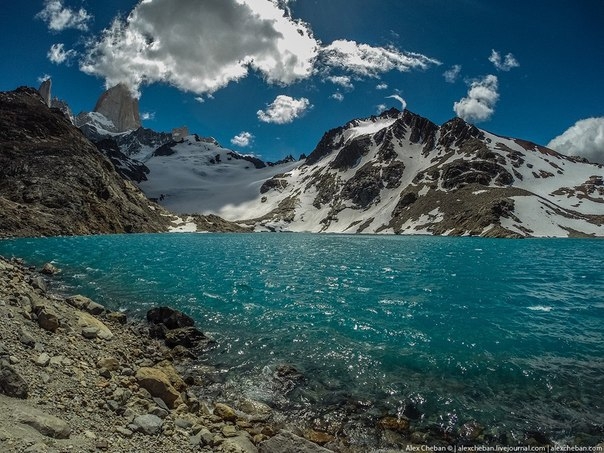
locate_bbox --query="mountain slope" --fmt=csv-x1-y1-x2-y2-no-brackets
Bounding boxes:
0,87,174,237
208,109,603,237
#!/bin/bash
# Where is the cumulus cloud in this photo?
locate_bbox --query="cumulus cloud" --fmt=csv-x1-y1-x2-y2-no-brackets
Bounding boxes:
376,83,388,90
37,74,52,83
257,95,311,124
47,43,77,65
320,39,440,78
327,75,353,89
489,50,519,71
547,117,604,163
231,131,254,147
36,0,92,32
141,112,155,121
81,0,319,96
386,94,407,111
330,92,344,102
443,64,461,83
453,75,499,123
375,104,387,114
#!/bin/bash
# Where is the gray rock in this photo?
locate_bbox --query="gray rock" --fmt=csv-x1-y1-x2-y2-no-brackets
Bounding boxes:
132,414,163,435
35,353,50,367
37,309,60,332
175,418,193,429
115,426,133,438
81,327,99,339
32,277,47,293
258,431,333,453
222,435,259,453
38,79,52,108
149,406,170,419
40,263,59,275
16,408,71,439
0,361,29,398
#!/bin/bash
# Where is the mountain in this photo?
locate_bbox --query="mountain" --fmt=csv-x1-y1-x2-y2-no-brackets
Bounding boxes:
93,83,141,132
0,87,175,237
152,108,602,238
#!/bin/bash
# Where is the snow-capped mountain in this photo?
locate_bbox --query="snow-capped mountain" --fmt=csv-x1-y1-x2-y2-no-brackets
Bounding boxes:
196,108,602,238
72,85,603,238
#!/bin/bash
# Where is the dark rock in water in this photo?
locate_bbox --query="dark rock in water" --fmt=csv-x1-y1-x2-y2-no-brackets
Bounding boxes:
524,430,552,446
164,326,210,349
403,402,422,420
148,322,168,340
274,364,306,395
0,360,29,398
460,420,484,440
40,262,59,275
378,415,410,433
146,307,195,330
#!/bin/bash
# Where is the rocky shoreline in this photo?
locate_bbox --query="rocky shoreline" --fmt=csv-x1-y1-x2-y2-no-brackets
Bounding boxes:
1,255,603,453
0,256,340,453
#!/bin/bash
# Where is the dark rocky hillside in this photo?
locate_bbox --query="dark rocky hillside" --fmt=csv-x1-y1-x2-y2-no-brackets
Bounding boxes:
0,87,172,237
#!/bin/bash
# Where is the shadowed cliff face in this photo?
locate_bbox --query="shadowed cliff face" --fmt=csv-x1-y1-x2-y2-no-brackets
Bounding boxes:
0,87,171,238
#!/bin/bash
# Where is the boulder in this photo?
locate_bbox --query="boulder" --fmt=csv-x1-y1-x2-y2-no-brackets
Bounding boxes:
0,361,28,398
146,306,195,330
66,295,105,315
37,309,60,332
132,414,163,435
15,408,71,439
77,312,113,340
164,326,208,349
214,403,238,422
258,431,333,453
135,367,181,408
221,435,259,453
40,262,59,275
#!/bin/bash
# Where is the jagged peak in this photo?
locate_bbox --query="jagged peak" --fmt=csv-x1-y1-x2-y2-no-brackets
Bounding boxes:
93,83,141,133
438,116,484,149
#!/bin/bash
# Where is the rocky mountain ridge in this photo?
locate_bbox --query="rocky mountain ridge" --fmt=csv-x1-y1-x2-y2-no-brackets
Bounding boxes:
214,109,603,237
0,87,175,237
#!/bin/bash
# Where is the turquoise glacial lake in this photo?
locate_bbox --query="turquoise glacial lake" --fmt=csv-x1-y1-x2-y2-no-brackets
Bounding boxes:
0,234,602,444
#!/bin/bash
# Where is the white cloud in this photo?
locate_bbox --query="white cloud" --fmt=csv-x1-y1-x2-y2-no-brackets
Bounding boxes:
488,50,519,71
547,117,604,164
37,74,52,83
327,75,353,89
81,0,318,97
36,0,92,32
443,64,462,83
320,39,440,77
386,94,407,111
47,43,77,65
376,83,388,90
141,112,155,121
376,104,387,114
453,74,499,123
330,92,344,102
231,131,254,147
257,95,311,124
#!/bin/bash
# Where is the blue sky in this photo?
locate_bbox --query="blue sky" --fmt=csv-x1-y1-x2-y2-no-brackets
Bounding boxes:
1,0,603,162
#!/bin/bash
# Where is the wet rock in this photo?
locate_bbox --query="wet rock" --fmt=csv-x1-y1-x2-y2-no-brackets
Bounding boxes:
164,326,209,349
15,408,71,439
378,415,410,433
135,366,181,409
258,431,333,453
132,414,163,435
40,263,59,275
146,306,195,330
460,420,484,440
403,402,422,420
214,403,238,422
0,360,29,398
305,429,334,445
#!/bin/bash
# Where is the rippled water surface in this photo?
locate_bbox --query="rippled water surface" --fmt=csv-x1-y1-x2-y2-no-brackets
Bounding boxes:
1,234,602,444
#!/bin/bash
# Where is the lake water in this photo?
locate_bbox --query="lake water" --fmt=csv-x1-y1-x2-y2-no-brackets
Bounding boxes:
1,233,602,446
